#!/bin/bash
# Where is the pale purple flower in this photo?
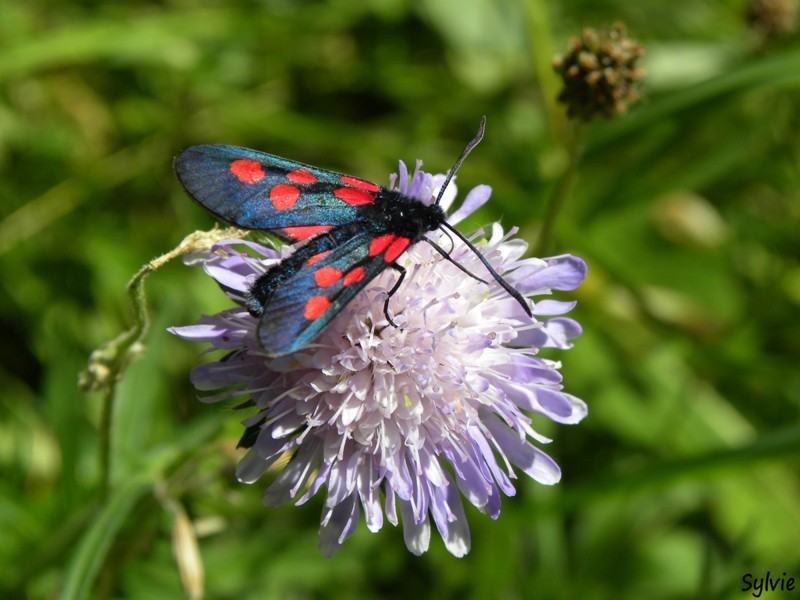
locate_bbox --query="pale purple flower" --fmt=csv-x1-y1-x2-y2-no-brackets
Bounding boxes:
170,161,587,557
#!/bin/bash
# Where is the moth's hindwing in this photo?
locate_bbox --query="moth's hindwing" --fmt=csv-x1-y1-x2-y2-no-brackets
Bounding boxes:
253,230,414,355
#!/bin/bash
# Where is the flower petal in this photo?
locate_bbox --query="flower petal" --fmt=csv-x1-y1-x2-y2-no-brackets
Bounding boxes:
399,499,431,556
470,427,516,500
262,439,322,507
447,184,492,225
483,414,562,485
168,314,249,348
429,474,471,557
533,299,577,316
319,495,360,557
515,317,583,349
235,448,271,484
396,160,409,194
514,254,587,293
357,461,384,533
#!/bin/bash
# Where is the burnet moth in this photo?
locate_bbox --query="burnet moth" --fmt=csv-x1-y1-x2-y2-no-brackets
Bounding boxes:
174,117,531,356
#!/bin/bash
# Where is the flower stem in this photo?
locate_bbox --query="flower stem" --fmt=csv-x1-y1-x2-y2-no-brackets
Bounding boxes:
80,226,246,496
535,125,585,256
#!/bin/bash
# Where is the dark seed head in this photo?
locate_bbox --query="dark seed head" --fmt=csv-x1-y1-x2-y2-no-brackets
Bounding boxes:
553,22,645,122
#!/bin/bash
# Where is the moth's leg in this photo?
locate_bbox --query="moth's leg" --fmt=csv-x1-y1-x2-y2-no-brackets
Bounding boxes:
383,263,406,327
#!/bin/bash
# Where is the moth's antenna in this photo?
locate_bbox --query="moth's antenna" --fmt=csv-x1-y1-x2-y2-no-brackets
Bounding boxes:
433,116,532,318
422,237,487,284
435,116,486,206
439,225,456,253
440,221,533,318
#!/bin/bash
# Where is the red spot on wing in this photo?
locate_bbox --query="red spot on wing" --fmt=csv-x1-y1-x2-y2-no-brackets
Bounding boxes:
287,169,317,184
343,267,366,286
384,237,411,263
314,267,343,287
340,176,380,192
334,187,375,206
306,251,331,266
270,184,300,210
282,225,332,241
368,234,396,257
304,296,331,320
230,160,265,184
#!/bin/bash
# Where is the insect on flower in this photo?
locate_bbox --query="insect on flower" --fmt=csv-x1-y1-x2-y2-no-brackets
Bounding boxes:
170,133,589,557
173,117,532,356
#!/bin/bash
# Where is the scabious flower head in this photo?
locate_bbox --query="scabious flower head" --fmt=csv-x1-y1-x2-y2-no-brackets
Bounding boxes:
553,22,645,121
170,161,587,557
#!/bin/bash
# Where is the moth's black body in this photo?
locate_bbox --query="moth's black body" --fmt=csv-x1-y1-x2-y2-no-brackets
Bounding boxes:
247,190,447,318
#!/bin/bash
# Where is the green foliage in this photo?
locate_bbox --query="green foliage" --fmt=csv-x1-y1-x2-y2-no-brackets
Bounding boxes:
1,1,798,598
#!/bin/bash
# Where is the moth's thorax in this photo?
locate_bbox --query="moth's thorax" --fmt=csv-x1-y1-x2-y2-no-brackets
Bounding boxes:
363,189,447,241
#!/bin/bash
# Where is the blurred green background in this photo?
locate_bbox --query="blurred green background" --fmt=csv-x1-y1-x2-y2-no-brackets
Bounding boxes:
1,1,799,599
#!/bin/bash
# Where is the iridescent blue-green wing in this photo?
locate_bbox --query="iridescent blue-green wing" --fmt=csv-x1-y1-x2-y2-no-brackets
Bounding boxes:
254,231,413,356
174,144,383,242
